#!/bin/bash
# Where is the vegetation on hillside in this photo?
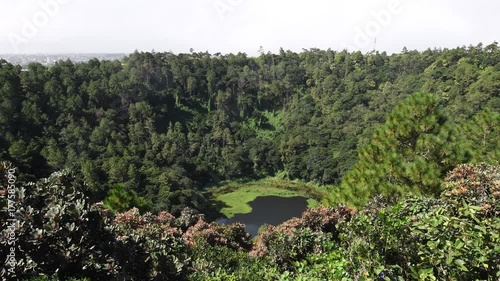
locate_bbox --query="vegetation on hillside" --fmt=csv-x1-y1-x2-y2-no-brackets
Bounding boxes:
1,43,499,213
1,162,498,280
1,44,499,279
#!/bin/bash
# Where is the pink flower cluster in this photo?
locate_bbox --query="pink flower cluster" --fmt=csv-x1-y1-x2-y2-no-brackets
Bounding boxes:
112,208,251,249
113,208,182,239
182,219,250,249
442,163,499,216
251,205,354,257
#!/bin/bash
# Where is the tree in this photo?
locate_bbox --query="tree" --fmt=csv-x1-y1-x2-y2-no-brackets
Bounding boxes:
458,108,499,165
338,93,466,207
103,183,151,213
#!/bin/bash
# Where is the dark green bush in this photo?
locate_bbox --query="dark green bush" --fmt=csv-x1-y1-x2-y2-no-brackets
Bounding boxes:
0,162,117,280
339,163,500,280
0,162,193,280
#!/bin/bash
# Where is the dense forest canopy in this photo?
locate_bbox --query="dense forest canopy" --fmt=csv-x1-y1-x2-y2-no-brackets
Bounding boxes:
1,43,499,213
1,43,499,280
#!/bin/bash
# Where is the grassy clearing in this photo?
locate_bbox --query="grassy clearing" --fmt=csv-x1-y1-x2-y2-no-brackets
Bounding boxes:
210,178,324,218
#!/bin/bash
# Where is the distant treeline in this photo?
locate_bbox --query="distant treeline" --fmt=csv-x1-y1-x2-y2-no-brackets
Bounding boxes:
0,43,499,212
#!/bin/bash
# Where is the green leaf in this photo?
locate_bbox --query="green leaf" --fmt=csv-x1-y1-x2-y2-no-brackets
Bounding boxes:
454,259,468,271
454,240,464,250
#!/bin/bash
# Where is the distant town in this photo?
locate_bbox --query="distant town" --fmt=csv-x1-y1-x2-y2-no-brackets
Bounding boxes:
0,53,127,68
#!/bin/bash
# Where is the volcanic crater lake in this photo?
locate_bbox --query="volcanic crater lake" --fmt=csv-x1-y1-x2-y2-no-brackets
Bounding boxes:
218,196,309,237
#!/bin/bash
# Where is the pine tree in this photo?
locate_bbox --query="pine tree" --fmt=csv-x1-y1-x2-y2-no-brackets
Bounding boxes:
459,108,499,165
339,93,465,207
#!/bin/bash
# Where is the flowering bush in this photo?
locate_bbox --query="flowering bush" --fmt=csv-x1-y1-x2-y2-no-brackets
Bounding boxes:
4,161,497,281
182,219,250,250
339,164,500,280
442,163,499,217
0,162,192,280
251,205,354,269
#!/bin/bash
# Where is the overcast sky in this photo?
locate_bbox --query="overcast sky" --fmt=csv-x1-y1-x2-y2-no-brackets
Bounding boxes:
0,0,498,55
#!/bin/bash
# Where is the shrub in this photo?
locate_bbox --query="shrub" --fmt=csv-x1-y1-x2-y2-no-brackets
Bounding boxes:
0,162,117,280
0,162,192,280
112,208,190,280
251,205,353,269
442,163,499,217
182,219,251,250
339,164,500,280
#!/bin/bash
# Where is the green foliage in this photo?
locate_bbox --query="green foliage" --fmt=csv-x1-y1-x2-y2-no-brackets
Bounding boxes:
103,183,152,213
2,161,499,280
2,45,500,280
2,45,500,212
441,163,499,217
0,162,193,280
112,208,191,280
339,164,500,280
339,93,468,207
0,162,117,280
251,206,354,269
457,109,500,165
409,202,499,280
287,243,350,281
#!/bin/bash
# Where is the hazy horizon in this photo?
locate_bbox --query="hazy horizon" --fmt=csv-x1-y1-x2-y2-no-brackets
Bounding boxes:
1,0,499,56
